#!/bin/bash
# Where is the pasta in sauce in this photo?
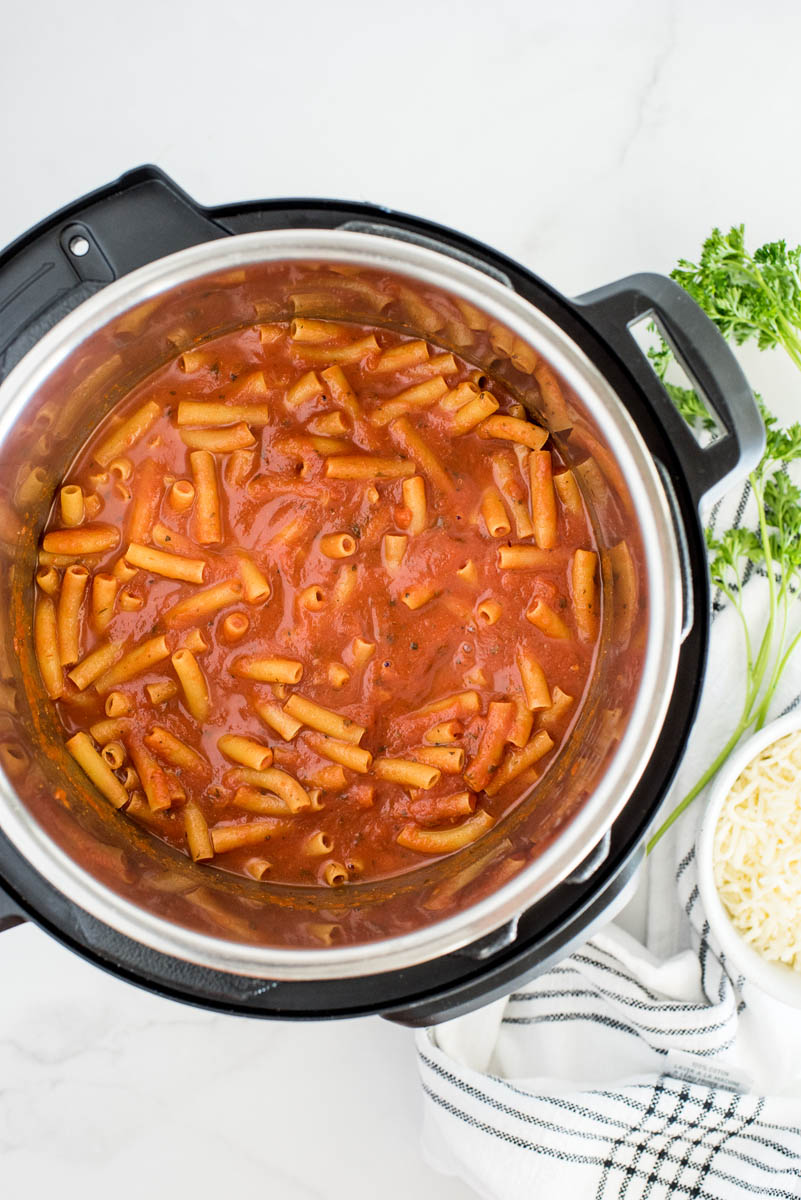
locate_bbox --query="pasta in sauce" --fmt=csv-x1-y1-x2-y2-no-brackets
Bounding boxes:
35,319,602,887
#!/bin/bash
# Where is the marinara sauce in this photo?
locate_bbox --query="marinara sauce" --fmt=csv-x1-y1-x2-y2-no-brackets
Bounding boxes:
35,319,601,887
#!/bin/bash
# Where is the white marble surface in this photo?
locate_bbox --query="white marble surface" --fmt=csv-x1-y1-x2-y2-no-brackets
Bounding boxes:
3,2,801,1195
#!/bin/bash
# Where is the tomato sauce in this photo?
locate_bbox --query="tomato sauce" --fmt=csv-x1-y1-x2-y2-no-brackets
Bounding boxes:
37,320,601,887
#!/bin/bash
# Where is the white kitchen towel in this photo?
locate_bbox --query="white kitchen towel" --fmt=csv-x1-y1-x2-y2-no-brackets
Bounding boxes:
417,924,801,1200
416,465,801,1197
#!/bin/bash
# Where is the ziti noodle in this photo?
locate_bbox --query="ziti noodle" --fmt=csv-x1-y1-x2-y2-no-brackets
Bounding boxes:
34,317,619,887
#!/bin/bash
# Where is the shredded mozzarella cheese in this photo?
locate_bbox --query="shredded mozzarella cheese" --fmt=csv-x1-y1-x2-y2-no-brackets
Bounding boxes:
714,730,801,971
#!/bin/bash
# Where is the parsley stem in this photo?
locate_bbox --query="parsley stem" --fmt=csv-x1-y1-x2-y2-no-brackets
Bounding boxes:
764,620,801,711
754,577,792,729
724,588,753,678
646,710,751,852
776,316,801,373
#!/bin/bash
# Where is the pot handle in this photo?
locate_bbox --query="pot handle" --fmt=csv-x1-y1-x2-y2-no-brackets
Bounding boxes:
0,165,227,383
574,273,764,509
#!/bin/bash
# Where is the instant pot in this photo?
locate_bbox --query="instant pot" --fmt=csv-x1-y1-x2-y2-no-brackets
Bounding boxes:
0,167,761,1023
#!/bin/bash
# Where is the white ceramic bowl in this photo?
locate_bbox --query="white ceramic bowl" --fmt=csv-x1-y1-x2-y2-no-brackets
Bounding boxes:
697,712,801,1009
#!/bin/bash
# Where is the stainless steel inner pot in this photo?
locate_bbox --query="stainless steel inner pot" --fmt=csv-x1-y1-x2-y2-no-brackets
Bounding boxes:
0,230,683,979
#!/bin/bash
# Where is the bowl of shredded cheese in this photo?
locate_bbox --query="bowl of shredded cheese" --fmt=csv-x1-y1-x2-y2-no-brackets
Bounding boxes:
697,713,801,1008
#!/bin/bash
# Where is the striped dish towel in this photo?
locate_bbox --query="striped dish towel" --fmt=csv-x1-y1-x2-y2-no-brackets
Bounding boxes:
417,921,801,1198
416,463,801,1199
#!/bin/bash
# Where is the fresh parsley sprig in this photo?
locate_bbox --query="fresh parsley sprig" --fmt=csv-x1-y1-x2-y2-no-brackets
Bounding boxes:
672,225,801,370
647,228,801,851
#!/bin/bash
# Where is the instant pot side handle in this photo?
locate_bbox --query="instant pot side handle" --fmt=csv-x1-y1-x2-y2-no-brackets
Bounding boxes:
574,274,765,510
0,165,228,384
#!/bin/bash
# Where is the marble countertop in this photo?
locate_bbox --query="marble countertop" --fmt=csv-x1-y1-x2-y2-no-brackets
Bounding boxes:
2,2,800,1195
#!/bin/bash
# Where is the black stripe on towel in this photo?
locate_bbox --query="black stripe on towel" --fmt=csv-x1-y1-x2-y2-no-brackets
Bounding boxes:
421,1053,801,1186
421,1082,800,1199
509,983,729,1021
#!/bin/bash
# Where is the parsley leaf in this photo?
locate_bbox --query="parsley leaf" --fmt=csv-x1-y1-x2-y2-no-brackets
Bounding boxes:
648,226,801,851
671,225,801,368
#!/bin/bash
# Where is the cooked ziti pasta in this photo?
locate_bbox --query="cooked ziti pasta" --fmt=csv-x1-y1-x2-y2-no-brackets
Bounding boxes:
33,317,618,887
